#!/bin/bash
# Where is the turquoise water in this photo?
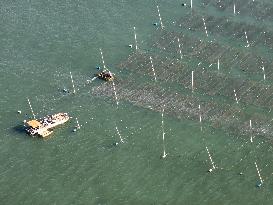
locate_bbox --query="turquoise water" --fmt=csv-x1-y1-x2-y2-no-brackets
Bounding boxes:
2,0,273,204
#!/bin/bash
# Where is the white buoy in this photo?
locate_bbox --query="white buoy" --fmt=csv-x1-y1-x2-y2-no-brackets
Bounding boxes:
149,56,157,82
191,71,194,93
199,105,202,132
27,97,36,119
161,106,167,159
233,89,239,104
254,162,263,185
250,120,253,143
115,126,124,143
75,117,80,129
70,71,76,94
261,66,265,80
99,48,106,70
206,146,216,170
244,31,250,47
202,17,208,37
156,5,164,29
177,38,183,60
133,27,138,51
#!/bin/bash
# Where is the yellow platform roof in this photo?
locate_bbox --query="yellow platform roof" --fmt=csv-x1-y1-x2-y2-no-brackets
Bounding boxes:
26,120,41,128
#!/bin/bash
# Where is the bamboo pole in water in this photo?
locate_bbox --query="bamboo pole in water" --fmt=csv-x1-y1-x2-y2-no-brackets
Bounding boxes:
202,17,208,37
250,120,253,143
191,71,194,93
116,126,124,143
206,146,216,171
100,48,106,70
234,89,239,104
75,117,80,129
161,106,167,159
261,66,265,80
70,72,76,94
199,105,202,132
254,162,263,185
157,5,164,29
177,38,183,60
111,78,119,106
150,56,157,82
244,31,250,47
133,27,138,51
27,97,36,119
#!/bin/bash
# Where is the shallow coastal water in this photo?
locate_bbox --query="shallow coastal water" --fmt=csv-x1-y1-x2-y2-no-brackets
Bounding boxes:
1,0,273,204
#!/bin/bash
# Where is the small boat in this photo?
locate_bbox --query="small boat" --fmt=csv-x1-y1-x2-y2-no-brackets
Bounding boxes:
25,113,70,138
96,70,114,81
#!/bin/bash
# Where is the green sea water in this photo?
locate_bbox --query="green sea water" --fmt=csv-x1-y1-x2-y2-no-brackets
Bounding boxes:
2,0,273,204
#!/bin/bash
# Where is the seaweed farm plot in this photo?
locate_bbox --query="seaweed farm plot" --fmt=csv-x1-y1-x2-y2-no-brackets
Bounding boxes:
92,68,273,141
91,0,273,145
118,51,191,84
118,50,270,109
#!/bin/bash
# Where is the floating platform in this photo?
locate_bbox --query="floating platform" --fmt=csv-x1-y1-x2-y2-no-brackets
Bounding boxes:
25,113,70,138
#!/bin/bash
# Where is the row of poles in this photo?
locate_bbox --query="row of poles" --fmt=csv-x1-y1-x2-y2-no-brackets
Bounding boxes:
99,48,124,144
198,1,264,185
147,1,265,185
101,0,265,186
